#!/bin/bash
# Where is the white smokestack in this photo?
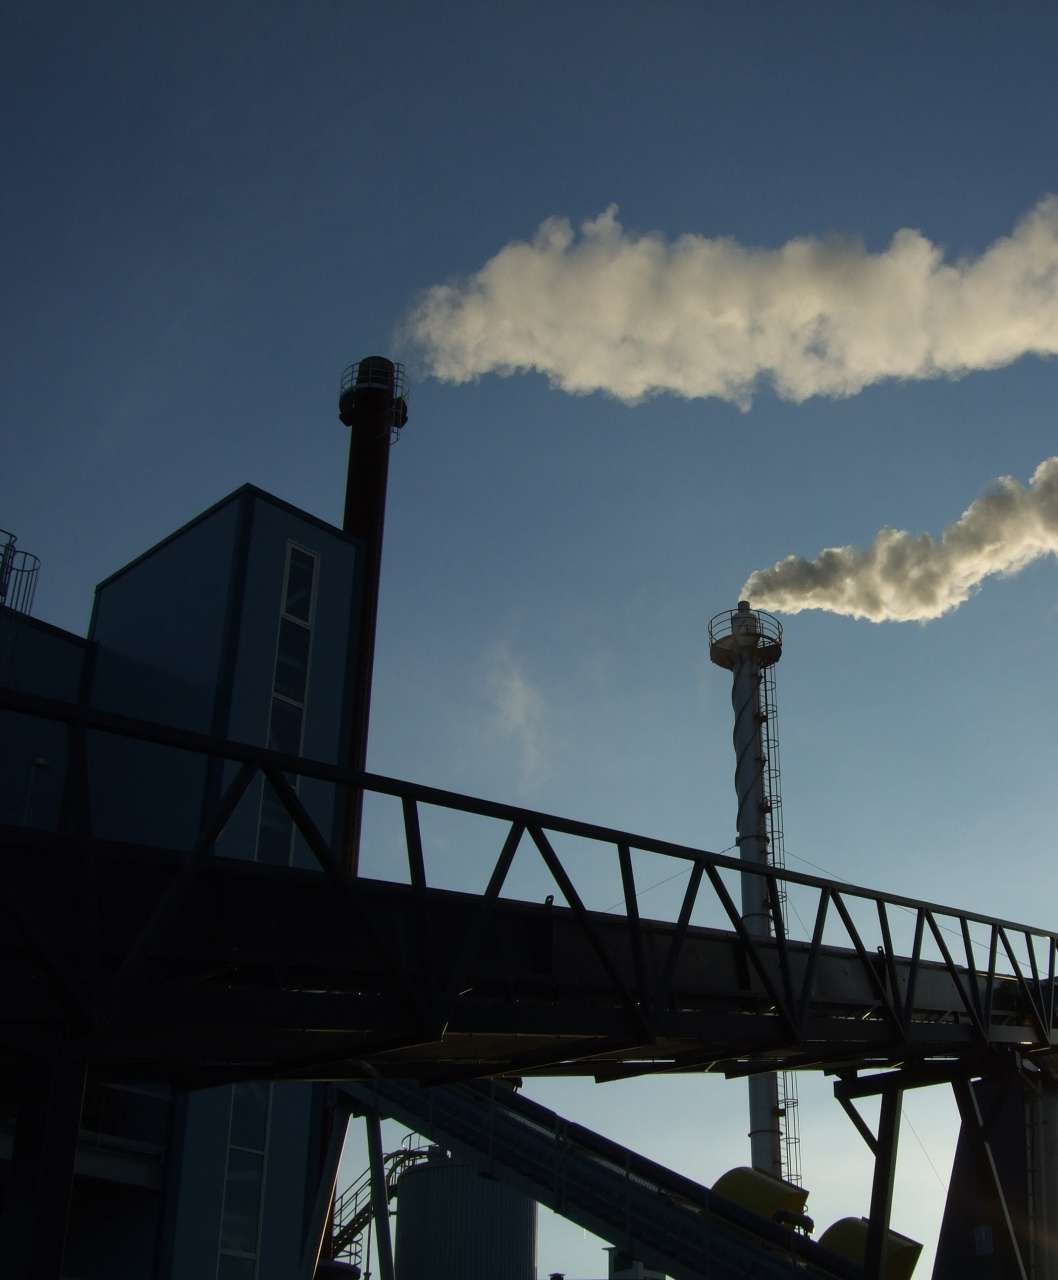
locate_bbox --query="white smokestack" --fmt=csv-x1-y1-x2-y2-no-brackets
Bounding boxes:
742,457,1058,623
405,199,1058,407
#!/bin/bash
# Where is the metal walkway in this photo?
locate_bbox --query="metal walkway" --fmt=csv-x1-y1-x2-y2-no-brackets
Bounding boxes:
3,688,1058,1090
3,689,1056,1280
341,1077,858,1280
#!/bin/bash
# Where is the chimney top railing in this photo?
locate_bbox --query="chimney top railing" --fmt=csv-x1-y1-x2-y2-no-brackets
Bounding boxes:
0,530,40,616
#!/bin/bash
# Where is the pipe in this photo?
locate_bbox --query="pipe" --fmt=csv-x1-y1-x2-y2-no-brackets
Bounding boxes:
365,1111,395,1280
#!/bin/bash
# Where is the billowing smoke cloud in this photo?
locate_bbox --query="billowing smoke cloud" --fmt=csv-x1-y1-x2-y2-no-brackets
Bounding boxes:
742,458,1058,622
406,199,1058,406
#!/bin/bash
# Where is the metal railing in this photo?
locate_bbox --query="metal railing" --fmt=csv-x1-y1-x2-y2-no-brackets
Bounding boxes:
331,1134,430,1267
0,531,39,616
4,685,1058,1077
707,605,782,670
338,360,409,441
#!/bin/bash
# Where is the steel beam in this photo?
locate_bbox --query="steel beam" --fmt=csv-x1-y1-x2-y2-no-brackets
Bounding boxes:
300,1094,352,1280
863,1086,902,1280
365,1111,395,1280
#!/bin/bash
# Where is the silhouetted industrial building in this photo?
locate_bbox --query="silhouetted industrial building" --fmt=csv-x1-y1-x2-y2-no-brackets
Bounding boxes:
1,485,360,1278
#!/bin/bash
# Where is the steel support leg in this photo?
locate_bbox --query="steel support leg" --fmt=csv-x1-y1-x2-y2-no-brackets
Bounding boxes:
366,1111,395,1280
0,1055,86,1280
952,1078,1029,1280
864,1087,902,1280
300,1094,352,1280
1028,1084,1058,1280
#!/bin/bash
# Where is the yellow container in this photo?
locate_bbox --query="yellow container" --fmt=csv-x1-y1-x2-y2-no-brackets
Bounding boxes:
711,1166,809,1221
818,1217,922,1280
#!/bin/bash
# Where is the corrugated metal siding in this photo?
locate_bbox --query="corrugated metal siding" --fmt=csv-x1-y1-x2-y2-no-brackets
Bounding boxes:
395,1158,536,1280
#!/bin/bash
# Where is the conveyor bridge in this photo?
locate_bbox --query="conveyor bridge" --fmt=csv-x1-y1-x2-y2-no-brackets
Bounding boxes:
3,689,1058,1280
340,1077,859,1280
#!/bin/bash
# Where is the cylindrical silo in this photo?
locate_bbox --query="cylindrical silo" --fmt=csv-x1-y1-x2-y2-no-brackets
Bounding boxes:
394,1148,536,1280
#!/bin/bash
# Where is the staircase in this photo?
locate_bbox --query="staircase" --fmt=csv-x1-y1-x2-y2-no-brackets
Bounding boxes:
331,1135,430,1268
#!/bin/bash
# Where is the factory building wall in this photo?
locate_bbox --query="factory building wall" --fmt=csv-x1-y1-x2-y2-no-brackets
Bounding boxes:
215,491,360,867
129,488,362,1280
165,1087,233,1279
182,493,359,1279
87,494,241,851
89,495,240,731
257,1084,319,1280
0,611,89,828
1,484,363,1280
163,1080,324,1280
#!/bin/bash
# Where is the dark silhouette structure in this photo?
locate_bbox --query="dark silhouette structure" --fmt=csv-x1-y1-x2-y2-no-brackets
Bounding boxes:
1,358,1056,1280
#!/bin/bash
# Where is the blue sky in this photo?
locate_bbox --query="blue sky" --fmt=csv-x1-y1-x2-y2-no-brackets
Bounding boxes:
6,3,1058,1273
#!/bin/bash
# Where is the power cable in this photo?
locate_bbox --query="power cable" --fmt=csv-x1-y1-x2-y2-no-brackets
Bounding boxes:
781,848,1001,959
902,1106,948,1194
600,843,736,914
598,835,1037,976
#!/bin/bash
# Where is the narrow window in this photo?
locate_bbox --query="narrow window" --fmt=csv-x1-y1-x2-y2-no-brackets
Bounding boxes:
216,1082,272,1279
255,543,317,866
267,696,304,758
273,619,311,703
284,547,316,622
219,1148,265,1253
217,1258,257,1280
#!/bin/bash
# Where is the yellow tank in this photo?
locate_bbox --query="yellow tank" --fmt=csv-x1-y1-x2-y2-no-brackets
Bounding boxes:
818,1217,922,1280
711,1166,809,1221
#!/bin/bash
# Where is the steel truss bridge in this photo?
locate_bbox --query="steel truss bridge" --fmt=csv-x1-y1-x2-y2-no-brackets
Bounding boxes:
2,686,1057,1279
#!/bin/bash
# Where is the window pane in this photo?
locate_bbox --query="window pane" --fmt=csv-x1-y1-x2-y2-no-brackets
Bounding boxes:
267,698,303,757
274,618,311,703
230,1082,269,1153
284,549,315,622
257,788,292,865
218,1255,257,1280
220,1148,264,1254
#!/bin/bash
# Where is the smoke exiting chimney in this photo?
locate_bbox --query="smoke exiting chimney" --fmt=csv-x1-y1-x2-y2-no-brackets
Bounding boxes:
742,455,1058,623
406,198,1058,407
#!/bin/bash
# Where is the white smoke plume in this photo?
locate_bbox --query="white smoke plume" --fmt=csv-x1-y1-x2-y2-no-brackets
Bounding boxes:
406,199,1058,406
742,458,1058,622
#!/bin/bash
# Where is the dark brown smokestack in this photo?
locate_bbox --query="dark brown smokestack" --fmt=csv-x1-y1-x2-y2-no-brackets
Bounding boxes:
338,357,408,875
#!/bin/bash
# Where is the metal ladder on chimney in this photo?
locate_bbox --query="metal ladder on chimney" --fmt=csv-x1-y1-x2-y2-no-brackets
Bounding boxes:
760,661,803,1190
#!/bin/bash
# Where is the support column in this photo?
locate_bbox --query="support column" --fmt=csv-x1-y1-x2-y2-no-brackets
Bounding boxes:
950,1078,1029,1280
365,1111,395,1280
300,1094,352,1280
1028,1084,1058,1280
864,1087,902,1280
